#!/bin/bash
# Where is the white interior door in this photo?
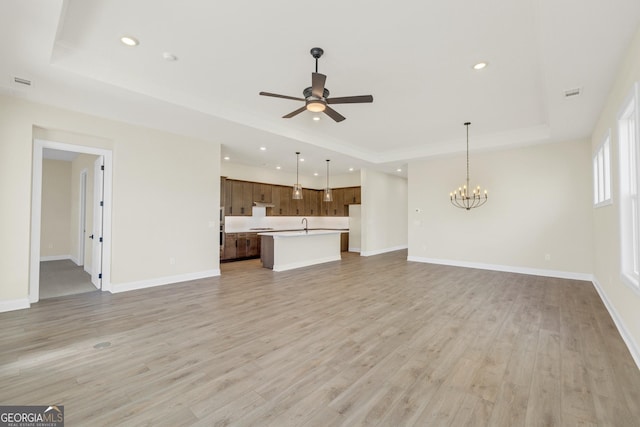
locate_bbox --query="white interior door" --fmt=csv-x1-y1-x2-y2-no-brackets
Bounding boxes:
91,156,104,288
78,170,87,267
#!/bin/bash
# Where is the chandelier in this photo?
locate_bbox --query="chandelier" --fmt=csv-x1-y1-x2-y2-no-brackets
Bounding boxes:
450,122,488,210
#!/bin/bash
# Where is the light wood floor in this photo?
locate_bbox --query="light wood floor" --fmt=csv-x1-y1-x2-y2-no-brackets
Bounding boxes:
1,251,639,426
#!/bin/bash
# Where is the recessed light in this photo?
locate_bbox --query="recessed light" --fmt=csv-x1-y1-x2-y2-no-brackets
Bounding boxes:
397,168,402,172
313,172,319,176
276,166,281,170
162,52,178,62
348,167,354,172
313,116,320,121
223,156,230,160
120,36,139,47
259,147,267,151
300,158,305,162
473,62,487,70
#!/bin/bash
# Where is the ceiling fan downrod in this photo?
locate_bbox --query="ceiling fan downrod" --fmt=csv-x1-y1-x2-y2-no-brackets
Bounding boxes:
310,47,324,73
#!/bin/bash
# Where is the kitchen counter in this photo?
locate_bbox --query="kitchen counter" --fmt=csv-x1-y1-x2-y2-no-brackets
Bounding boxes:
257,229,345,237
258,230,342,271
226,227,348,233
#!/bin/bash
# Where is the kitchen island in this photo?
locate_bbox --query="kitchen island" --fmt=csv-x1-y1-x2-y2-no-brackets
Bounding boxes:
258,230,342,271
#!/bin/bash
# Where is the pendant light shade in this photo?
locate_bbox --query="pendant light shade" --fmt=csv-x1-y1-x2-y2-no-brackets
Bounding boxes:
293,152,303,200
323,159,333,202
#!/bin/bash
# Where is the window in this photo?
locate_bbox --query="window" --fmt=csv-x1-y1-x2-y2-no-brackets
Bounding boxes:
618,83,640,291
593,130,611,206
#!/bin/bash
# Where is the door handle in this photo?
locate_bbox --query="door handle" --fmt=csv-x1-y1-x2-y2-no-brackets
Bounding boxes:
89,234,94,239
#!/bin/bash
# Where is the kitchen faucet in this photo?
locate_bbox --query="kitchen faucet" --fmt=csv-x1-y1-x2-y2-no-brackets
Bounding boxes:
301,217,308,233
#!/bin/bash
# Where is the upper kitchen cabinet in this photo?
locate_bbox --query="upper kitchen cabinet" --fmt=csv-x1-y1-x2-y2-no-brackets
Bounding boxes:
253,183,272,203
304,189,320,216
270,185,291,216
224,179,233,216
342,187,361,205
229,180,253,216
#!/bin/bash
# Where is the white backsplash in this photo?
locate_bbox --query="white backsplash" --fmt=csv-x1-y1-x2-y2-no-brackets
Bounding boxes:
225,214,349,233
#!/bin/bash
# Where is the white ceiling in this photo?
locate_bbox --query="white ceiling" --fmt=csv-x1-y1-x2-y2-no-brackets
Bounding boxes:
2,0,639,178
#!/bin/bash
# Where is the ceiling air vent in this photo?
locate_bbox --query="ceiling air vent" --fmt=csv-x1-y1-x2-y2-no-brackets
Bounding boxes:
564,88,581,98
13,77,32,86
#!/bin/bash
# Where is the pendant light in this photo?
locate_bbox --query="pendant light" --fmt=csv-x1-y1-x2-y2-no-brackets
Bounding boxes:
450,122,488,210
292,152,303,200
323,159,333,202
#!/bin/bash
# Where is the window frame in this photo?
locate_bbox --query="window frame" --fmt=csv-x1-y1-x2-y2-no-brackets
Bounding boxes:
617,82,640,293
593,129,612,207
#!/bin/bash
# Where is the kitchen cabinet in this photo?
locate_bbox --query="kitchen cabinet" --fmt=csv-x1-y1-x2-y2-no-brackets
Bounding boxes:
224,179,233,216
270,185,291,216
304,189,320,216
342,187,361,205
341,232,349,252
230,180,253,216
222,233,237,260
323,188,344,216
222,232,260,260
253,183,272,203
247,233,260,257
223,178,360,217
292,189,304,216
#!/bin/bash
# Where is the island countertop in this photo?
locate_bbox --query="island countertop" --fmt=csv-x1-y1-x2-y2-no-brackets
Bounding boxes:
257,229,345,237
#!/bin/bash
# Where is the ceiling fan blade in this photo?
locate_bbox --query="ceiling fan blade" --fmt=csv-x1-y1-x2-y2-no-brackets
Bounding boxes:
323,106,346,122
311,73,326,98
283,106,307,119
260,92,305,101
327,95,374,104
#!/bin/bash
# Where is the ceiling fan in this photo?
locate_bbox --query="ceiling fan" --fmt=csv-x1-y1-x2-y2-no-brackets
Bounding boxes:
259,47,373,122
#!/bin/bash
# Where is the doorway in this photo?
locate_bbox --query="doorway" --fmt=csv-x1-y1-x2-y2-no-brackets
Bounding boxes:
30,139,113,303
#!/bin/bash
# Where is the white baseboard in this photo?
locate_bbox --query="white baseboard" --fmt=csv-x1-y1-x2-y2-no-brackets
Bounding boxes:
592,277,640,370
84,264,91,275
0,298,30,313
273,255,341,272
360,245,408,257
69,256,80,266
407,256,593,282
348,247,361,253
110,269,221,294
40,255,72,262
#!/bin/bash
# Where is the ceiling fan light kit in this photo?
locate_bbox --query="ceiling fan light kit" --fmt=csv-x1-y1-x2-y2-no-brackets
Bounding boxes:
450,122,488,210
260,47,373,122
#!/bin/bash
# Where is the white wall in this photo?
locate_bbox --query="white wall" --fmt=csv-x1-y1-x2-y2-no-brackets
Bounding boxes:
40,159,72,259
407,139,593,277
221,162,360,189
348,204,362,252
360,168,408,255
590,25,640,366
0,94,220,308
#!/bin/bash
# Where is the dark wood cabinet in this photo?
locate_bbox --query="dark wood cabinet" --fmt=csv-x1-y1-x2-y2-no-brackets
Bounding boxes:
304,189,320,216
229,181,253,216
224,179,233,216
222,233,237,260
223,178,360,217
341,232,349,252
253,183,272,203
222,232,260,260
